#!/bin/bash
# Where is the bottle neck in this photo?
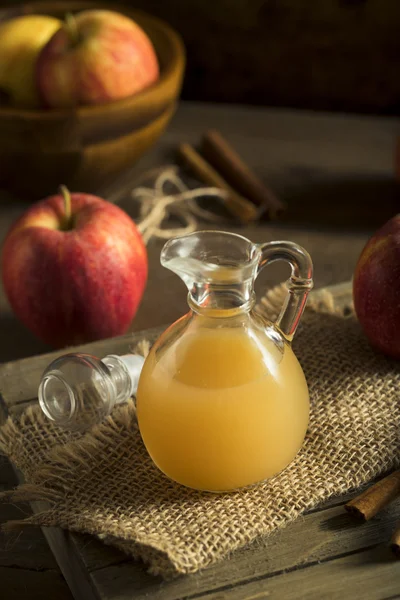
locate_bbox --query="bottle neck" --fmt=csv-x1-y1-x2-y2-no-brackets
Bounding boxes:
102,354,144,403
188,285,256,318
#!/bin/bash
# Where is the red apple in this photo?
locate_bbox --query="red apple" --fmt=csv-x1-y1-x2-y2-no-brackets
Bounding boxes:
36,10,159,108
1,187,147,347
353,214,400,359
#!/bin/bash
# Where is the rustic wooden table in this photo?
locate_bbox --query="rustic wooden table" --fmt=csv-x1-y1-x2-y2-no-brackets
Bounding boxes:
0,102,399,599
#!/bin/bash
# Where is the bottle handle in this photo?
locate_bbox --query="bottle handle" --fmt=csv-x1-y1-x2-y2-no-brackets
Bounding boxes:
257,241,313,342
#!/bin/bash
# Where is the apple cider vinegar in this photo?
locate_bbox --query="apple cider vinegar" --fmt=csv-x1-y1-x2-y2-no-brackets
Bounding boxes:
136,324,309,492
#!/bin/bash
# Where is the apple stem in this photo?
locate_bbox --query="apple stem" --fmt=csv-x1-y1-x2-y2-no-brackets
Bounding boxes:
59,185,72,229
65,12,80,46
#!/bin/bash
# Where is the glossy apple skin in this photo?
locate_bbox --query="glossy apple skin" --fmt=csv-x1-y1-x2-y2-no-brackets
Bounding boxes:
1,193,147,347
36,9,159,108
353,214,400,359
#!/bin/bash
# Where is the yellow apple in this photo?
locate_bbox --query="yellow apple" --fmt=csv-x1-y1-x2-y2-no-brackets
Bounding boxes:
0,15,61,108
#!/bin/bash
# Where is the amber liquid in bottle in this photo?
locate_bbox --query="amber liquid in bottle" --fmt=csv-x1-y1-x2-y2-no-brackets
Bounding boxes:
137,324,309,492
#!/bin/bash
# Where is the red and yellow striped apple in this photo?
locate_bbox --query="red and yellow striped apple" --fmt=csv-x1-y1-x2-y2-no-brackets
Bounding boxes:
1,188,147,348
36,9,159,108
353,214,400,359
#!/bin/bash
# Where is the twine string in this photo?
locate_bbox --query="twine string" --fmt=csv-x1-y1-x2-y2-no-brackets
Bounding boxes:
132,166,228,244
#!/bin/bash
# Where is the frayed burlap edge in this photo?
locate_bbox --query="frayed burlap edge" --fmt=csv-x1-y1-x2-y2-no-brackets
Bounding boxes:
256,283,354,321
0,401,185,578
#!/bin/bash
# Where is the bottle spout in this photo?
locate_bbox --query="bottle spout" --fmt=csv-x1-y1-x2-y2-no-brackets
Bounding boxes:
161,233,213,292
103,354,145,400
161,231,260,312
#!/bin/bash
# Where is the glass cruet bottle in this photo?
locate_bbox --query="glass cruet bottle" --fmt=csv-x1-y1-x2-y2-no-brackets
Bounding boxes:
135,230,313,492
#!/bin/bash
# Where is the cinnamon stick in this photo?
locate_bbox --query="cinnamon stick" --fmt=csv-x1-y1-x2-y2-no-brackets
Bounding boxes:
201,129,286,219
390,522,400,558
345,470,400,521
177,142,259,224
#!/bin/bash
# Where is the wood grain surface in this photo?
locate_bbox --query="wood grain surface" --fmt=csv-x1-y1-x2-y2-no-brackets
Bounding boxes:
0,459,74,599
0,102,399,599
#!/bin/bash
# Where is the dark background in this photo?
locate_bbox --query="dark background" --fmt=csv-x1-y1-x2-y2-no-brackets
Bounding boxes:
2,0,400,115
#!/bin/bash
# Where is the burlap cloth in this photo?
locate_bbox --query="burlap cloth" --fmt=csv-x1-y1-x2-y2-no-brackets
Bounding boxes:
0,285,399,578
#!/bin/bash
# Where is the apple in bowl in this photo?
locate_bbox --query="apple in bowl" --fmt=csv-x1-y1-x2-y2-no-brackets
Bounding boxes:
1,187,147,347
36,9,160,108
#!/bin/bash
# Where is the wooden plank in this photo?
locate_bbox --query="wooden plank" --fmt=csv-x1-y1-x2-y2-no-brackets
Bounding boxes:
0,565,74,600
90,501,400,600
0,459,61,572
104,103,399,229
70,534,130,572
0,456,74,600
0,402,103,600
31,516,102,600
104,103,399,206
200,546,400,600
0,500,60,571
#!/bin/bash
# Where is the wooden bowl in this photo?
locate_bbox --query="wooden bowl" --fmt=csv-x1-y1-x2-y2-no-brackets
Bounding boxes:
0,1,185,200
